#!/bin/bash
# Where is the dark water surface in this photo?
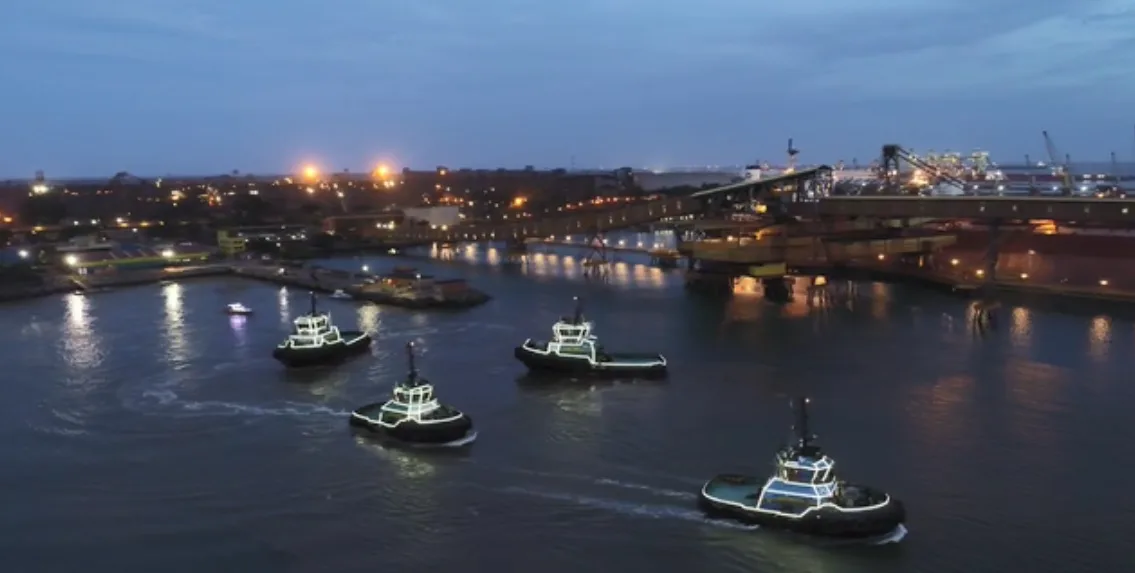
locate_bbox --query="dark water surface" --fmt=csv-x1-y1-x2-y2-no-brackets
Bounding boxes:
2,241,1132,573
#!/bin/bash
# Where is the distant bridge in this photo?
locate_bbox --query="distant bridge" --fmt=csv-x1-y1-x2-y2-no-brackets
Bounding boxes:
369,167,833,246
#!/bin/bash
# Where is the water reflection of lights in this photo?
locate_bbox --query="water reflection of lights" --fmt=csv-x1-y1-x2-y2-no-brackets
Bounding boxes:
356,304,381,333
278,286,290,325
1009,307,1031,347
486,247,500,265
731,277,760,296
1088,316,1110,360
610,261,631,285
162,283,189,363
869,283,888,319
352,435,437,479
62,293,102,369
229,314,248,346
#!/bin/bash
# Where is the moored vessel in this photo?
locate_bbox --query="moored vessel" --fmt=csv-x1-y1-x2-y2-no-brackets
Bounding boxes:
698,397,906,540
349,342,475,446
272,292,371,368
514,297,666,377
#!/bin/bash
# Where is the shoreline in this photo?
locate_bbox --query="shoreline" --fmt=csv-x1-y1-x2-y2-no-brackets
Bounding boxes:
0,263,491,310
4,256,1135,310
807,264,1135,307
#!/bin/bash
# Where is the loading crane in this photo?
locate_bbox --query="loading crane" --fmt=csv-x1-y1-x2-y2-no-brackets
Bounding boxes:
880,144,968,194
785,138,799,173
1041,130,1075,195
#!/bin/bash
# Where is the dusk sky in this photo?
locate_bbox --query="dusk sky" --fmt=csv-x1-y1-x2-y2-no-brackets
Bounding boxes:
2,0,1132,176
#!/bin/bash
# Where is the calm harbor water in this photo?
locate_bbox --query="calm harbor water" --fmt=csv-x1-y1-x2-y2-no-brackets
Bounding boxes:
2,237,1132,573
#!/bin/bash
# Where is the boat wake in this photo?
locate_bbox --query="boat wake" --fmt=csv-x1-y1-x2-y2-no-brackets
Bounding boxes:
501,465,704,492
137,388,349,419
497,485,757,531
591,477,698,500
873,524,908,545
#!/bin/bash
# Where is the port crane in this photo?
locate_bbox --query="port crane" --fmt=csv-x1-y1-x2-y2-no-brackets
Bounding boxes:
879,144,968,194
1041,130,1075,195
785,138,799,173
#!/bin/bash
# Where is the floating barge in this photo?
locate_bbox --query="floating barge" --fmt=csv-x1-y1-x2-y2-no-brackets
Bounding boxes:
234,264,490,310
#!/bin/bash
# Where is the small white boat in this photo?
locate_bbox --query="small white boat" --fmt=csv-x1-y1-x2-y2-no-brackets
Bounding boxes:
329,289,353,300
225,302,253,315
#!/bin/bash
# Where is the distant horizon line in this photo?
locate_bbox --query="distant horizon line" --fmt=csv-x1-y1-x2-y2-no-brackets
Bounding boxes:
4,160,1133,183
0,165,752,182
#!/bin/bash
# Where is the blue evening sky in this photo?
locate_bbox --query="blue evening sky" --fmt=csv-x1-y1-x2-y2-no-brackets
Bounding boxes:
1,0,1132,176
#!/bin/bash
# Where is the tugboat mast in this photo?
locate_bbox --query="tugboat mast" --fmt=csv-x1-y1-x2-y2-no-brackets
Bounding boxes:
792,397,816,450
309,291,317,315
572,296,583,324
406,341,418,382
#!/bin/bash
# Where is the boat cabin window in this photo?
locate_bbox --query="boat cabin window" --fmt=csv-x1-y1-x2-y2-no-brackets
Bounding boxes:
758,494,818,515
780,467,820,483
290,335,320,348
556,345,591,355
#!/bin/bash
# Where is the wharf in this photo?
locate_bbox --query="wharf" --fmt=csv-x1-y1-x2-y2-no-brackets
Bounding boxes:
0,265,234,303
792,262,1135,305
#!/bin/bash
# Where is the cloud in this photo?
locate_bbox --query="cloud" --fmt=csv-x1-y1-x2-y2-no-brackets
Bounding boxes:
804,0,1135,97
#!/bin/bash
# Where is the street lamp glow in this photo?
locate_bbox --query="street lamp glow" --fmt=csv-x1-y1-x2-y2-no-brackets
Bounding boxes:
64,254,78,267
302,165,319,180
17,249,28,259
161,249,175,258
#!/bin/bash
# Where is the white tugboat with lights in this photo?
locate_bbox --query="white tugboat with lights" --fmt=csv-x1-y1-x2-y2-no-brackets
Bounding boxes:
514,297,667,377
224,302,254,316
272,292,371,367
698,397,907,540
349,342,476,446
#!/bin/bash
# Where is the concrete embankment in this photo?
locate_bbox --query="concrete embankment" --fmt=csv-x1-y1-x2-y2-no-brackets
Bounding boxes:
0,265,234,304
1,262,489,310
792,262,1135,307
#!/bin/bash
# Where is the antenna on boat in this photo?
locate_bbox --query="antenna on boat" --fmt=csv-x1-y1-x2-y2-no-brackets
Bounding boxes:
572,296,583,324
406,341,418,381
309,291,317,315
793,397,816,449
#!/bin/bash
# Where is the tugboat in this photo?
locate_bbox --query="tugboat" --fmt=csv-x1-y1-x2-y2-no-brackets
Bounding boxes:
272,292,371,367
330,289,352,300
514,297,667,377
225,302,253,316
698,398,906,540
349,342,475,445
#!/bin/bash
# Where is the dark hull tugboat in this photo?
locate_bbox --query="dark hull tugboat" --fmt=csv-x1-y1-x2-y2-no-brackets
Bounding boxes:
698,398,906,541
272,292,371,368
514,297,666,377
349,342,475,446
